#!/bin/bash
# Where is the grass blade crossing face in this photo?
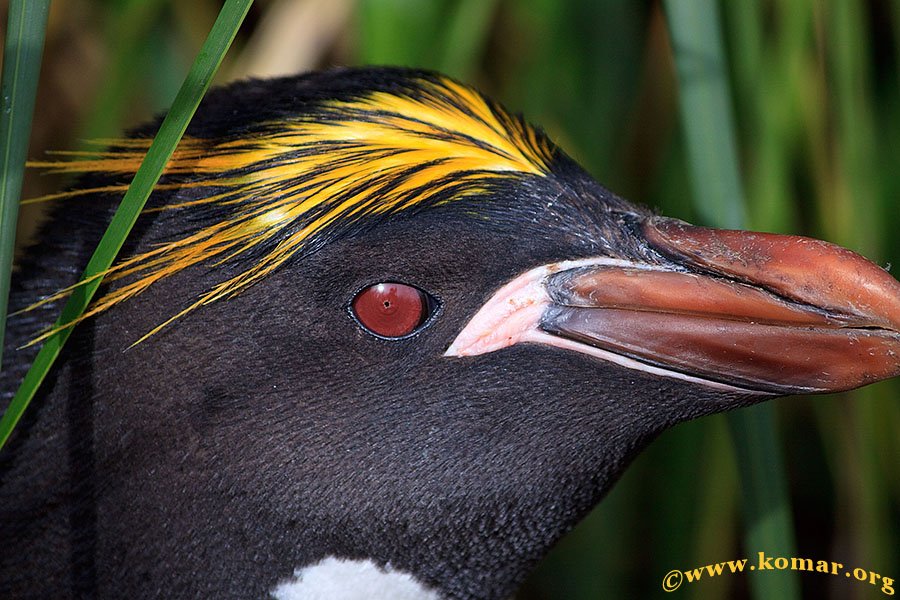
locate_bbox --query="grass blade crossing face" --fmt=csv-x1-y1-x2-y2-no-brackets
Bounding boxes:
0,0,254,451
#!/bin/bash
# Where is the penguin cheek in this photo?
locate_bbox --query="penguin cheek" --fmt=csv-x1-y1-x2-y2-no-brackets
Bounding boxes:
350,282,439,339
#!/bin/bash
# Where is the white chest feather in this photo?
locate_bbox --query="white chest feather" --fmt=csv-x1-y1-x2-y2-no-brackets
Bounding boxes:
270,557,442,600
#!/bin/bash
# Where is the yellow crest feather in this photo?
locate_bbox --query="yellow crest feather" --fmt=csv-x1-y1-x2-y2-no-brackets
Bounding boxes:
26,75,556,344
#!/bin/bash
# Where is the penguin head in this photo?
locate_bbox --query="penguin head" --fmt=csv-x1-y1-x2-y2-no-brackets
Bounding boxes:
13,66,900,599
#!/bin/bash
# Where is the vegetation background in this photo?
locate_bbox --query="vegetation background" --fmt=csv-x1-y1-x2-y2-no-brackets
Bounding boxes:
6,0,899,598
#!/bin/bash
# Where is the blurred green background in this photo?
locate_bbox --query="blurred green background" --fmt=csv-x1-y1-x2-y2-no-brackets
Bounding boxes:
8,0,900,598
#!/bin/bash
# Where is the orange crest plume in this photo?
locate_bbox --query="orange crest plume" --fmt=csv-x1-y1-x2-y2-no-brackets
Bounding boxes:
25,74,556,344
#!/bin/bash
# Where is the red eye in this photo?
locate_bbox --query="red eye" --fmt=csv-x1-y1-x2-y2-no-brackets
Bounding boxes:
350,283,436,338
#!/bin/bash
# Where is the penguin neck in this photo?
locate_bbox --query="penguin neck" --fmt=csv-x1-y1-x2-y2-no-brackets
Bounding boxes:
267,421,636,600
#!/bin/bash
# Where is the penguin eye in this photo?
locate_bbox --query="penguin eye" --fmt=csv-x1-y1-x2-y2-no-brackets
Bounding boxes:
350,283,437,339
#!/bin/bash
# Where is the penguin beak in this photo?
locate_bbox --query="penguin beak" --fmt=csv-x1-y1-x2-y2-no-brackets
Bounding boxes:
446,217,900,394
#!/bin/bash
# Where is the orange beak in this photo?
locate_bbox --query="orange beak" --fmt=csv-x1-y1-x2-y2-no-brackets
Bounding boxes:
448,217,900,395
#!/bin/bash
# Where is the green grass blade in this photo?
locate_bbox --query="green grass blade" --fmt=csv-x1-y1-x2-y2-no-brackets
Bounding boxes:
726,404,799,596
662,1,801,599
0,0,50,376
0,0,254,451
437,0,499,80
357,0,444,66
79,0,171,140
663,0,745,230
